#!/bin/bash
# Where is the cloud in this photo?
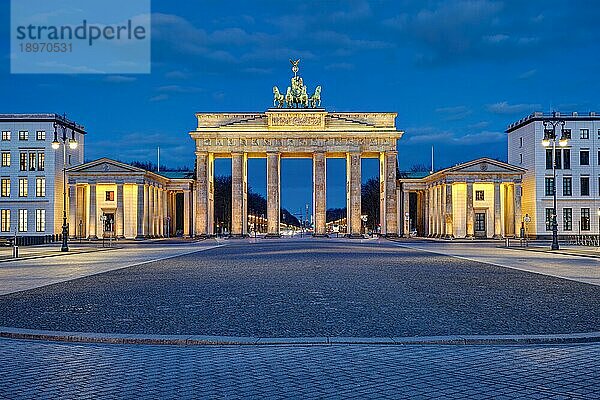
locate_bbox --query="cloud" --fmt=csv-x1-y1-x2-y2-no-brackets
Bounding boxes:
404,126,505,145
518,69,537,79
165,70,191,79
486,101,541,115
435,106,472,121
149,94,169,102
103,75,137,83
157,85,202,93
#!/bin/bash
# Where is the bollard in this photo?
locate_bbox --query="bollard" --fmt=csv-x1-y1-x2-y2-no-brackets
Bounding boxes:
505,237,510,248
12,245,18,258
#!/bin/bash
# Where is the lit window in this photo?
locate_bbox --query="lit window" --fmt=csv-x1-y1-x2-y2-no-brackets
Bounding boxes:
28,153,36,171
18,131,28,141
36,209,45,232
475,190,484,201
19,178,27,197
18,209,27,232
580,129,589,139
106,191,115,201
1,209,10,232
19,153,27,171
36,177,45,197
1,152,10,167
1,131,10,141
37,153,45,171
36,131,46,140
581,208,590,231
1,178,10,197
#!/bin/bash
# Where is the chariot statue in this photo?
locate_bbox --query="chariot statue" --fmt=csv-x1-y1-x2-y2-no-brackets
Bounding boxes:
272,59,322,109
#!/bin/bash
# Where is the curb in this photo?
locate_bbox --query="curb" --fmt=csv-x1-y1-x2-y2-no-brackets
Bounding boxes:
1,327,599,346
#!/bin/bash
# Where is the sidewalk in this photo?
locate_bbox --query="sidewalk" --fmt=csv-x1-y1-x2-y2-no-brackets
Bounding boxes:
0,243,115,263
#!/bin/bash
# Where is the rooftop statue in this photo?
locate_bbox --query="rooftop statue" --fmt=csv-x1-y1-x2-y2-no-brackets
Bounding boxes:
272,59,322,109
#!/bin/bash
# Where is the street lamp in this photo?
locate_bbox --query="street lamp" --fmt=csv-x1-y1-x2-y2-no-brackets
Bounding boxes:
541,112,568,250
52,117,78,252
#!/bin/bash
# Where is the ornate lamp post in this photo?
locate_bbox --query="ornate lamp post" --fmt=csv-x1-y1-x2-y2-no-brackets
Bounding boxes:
541,113,568,250
52,117,78,252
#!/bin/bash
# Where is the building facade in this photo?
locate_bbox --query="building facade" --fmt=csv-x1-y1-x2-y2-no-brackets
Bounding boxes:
398,158,525,239
507,112,600,238
67,159,194,239
0,114,85,237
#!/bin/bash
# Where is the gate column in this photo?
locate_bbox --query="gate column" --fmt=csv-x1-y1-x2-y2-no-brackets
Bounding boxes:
346,151,362,237
312,151,327,236
266,152,281,237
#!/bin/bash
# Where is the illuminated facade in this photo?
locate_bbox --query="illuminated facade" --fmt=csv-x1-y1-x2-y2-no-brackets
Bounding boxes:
398,158,525,239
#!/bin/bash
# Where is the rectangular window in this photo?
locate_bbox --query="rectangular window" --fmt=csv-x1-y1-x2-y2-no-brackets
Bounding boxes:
36,209,45,232
1,209,10,232
28,153,36,171
519,153,523,164
580,150,590,166
19,178,27,197
18,130,28,141
1,178,10,197
37,153,45,171
519,137,523,148
1,152,10,167
19,152,26,171
475,190,484,201
580,128,589,139
545,208,553,231
545,149,553,170
598,129,600,139
581,177,590,196
554,149,561,169
562,177,572,196
36,130,46,140
563,129,572,139
563,208,572,231
18,209,27,232
35,177,45,197
581,208,590,231
563,149,571,169
105,191,115,201
1,131,10,141
544,177,555,196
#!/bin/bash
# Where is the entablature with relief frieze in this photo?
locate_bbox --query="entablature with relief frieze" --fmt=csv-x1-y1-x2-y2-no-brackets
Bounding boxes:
194,136,398,154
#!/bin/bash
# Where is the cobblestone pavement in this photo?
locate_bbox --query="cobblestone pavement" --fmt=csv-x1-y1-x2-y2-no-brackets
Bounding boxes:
0,338,598,399
394,240,600,286
0,239,598,337
0,240,222,295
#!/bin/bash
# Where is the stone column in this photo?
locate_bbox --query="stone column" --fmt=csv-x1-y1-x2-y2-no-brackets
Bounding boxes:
143,184,149,237
116,183,124,238
68,184,77,238
505,183,515,237
466,181,474,238
444,182,454,239
88,184,97,239
384,151,398,237
514,182,523,238
312,151,327,236
136,184,145,238
431,185,437,237
424,189,429,236
266,152,281,237
402,189,410,237
493,181,502,239
345,152,362,237
183,189,191,237
231,152,247,237
195,152,209,236
148,185,155,237
207,153,215,235
162,189,168,237
155,186,161,237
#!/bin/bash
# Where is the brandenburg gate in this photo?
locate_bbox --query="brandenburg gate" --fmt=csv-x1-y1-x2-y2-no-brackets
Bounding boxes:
189,61,403,237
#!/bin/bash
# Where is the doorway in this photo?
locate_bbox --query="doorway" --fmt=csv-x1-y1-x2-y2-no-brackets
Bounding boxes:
474,211,486,238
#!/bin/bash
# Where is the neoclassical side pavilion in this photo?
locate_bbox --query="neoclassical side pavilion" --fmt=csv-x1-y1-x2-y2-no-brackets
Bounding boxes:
190,110,403,237
67,159,194,239
398,158,526,239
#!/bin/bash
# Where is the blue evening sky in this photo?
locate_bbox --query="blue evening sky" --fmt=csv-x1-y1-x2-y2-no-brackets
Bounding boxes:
1,0,599,212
